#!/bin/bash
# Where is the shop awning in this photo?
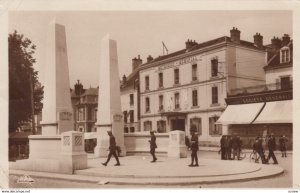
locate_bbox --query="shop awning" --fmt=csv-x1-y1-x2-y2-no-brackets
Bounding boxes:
84,132,97,139
216,103,265,125
253,100,292,124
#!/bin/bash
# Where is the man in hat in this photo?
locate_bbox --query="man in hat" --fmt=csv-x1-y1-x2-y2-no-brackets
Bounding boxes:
149,130,157,162
267,134,278,164
189,130,199,167
102,131,121,166
279,135,288,157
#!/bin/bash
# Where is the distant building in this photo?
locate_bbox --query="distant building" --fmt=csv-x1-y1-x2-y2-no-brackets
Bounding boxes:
217,34,293,149
120,55,141,133
71,80,98,132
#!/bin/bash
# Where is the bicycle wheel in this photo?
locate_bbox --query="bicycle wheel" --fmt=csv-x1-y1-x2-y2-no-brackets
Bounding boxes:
239,150,246,160
250,152,258,163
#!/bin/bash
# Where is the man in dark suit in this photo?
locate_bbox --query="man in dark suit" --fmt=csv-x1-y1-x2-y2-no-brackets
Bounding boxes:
267,134,278,164
102,131,121,166
149,130,157,162
189,131,199,167
279,135,288,157
220,135,226,160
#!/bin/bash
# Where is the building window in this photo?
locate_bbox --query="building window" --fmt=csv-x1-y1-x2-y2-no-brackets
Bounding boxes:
144,121,152,131
280,76,291,90
130,127,135,133
281,49,290,63
157,120,166,133
124,127,129,133
123,111,128,123
174,68,179,84
192,64,198,81
158,72,163,88
145,76,150,91
130,94,134,106
129,110,134,123
87,107,92,120
209,116,222,135
145,97,150,112
78,107,85,121
211,58,218,77
159,95,164,111
192,90,198,107
212,86,218,104
174,93,180,109
190,118,202,135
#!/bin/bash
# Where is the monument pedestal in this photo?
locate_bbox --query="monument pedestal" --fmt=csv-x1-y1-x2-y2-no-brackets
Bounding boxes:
60,131,87,174
168,130,187,158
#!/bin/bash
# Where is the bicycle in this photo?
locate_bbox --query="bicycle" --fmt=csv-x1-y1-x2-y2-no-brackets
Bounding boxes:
238,148,246,160
249,150,261,163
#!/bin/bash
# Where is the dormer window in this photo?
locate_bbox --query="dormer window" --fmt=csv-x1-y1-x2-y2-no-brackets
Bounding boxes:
281,47,290,63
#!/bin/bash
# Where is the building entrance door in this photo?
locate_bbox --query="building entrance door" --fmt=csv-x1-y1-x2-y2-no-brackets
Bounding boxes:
171,119,185,131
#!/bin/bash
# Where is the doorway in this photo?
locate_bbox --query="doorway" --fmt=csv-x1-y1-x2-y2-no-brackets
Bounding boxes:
171,119,185,131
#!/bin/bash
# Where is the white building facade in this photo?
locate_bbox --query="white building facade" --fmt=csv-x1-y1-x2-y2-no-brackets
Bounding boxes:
139,28,266,146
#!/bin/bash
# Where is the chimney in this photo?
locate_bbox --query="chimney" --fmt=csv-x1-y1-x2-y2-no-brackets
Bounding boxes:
271,36,282,50
74,80,83,95
253,33,263,48
147,55,153,63
230,27,241,44
282,34,290,46
132,55,142,72
185,39,198,50
122,75,127,84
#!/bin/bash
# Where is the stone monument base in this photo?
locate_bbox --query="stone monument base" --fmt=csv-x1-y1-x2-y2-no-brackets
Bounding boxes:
10,131,87,174
167,130,188,158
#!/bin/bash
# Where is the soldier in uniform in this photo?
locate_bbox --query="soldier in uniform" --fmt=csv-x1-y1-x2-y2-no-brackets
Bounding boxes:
102,131,121,166
279,135,288,157
253,137,267,164
267,134,278,164
189,131,199,167
149,130,157,162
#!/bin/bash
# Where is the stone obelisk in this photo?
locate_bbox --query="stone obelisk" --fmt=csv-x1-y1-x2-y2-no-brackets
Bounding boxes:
94,34,126,157
12,20,87,174
41,20,74,135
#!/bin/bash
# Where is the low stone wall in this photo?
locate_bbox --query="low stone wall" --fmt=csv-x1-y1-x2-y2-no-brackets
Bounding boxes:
124,133,169,155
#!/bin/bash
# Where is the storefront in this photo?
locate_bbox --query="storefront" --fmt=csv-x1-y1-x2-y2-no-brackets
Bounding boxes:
217,90,293,149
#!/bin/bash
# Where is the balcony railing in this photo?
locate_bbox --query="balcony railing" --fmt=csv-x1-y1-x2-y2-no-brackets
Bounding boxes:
229,81,293,96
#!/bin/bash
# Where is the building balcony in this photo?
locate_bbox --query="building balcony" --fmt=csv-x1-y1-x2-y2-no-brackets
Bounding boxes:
229,81,293,96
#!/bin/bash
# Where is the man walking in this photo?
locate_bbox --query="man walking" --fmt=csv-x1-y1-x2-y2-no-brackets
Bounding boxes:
189,131,199,167
279,135,288,157
253,137,267,164
267,134,278,164
102,131,121,166
149,130,157,162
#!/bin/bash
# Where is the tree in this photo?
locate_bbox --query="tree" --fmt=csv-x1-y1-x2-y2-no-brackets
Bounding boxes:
9,30,44,133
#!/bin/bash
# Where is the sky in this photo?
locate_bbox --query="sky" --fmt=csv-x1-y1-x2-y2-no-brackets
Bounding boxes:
8,10,292,88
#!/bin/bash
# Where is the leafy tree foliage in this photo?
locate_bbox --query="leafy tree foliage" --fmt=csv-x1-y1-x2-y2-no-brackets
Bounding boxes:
9,30,44,133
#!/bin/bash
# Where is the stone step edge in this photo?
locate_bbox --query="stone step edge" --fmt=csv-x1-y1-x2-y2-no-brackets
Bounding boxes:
9,168,283,186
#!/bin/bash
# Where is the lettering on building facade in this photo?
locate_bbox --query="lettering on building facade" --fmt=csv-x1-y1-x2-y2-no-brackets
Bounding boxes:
227,91,292,105
156,55,202,72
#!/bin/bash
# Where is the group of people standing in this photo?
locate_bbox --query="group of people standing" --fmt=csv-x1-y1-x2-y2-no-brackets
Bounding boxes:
220,135,242,160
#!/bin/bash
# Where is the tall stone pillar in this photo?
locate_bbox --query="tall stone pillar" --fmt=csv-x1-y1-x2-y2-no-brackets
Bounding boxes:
94,35,126,157
41,20,74,135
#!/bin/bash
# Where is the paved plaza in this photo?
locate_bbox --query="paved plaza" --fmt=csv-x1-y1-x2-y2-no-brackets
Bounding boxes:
9,150,292,188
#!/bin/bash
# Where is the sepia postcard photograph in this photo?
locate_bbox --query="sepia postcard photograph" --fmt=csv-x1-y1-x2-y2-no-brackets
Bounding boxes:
0,0,299,190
